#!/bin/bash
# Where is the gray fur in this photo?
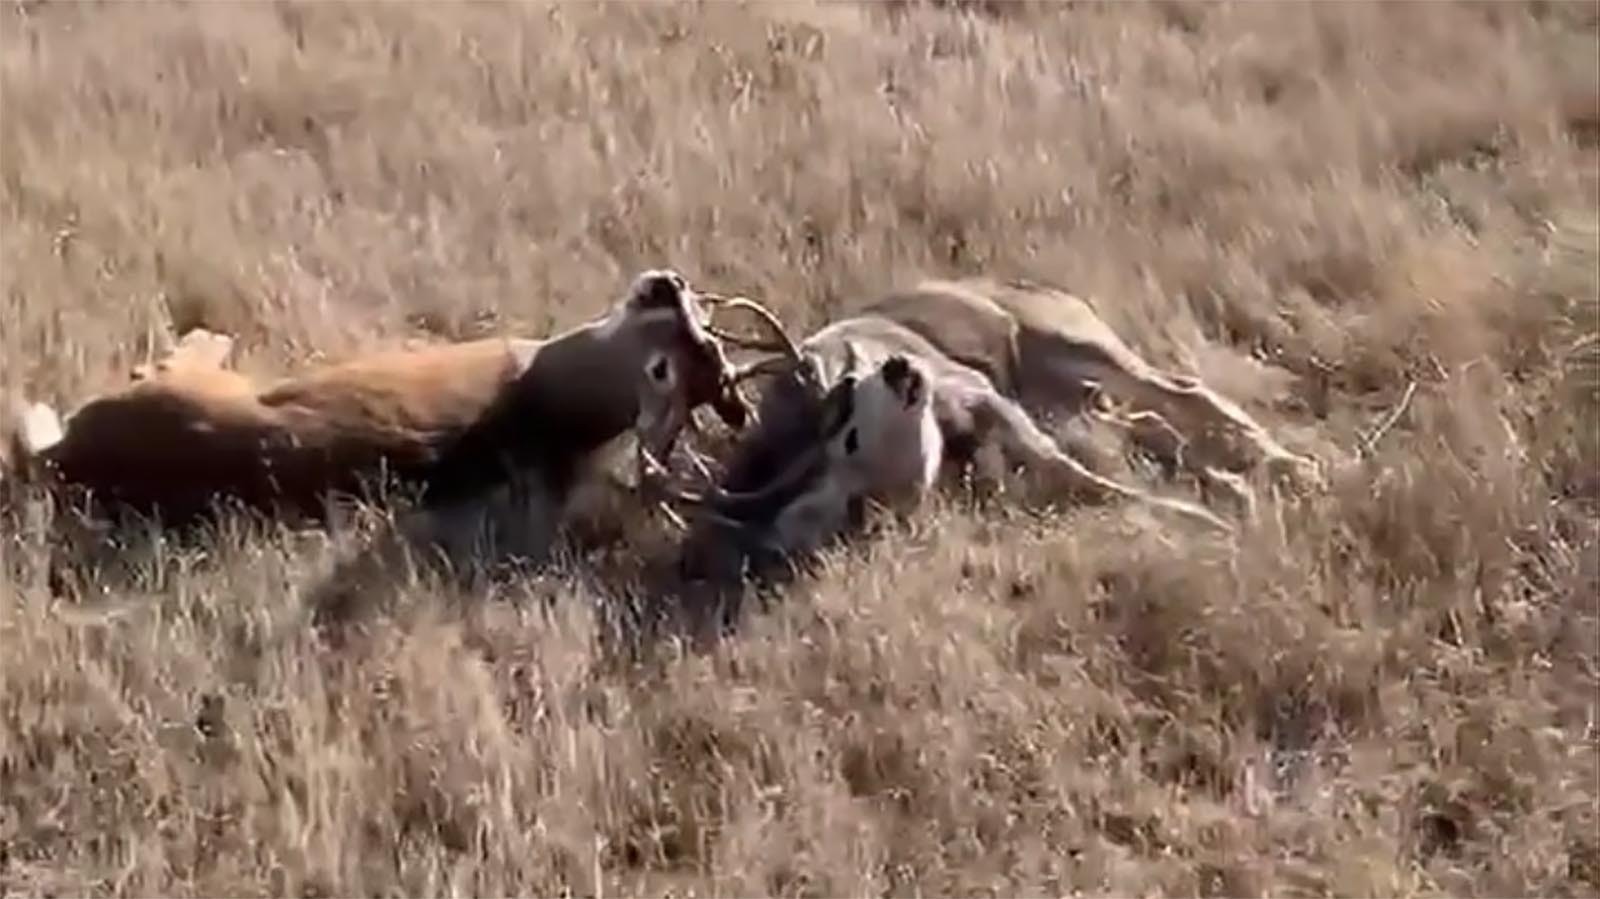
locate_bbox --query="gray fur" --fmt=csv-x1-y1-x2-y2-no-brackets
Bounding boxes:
671,277,1323,601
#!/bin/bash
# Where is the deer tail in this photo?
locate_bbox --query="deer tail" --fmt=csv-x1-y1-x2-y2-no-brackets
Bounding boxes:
3,395,63,481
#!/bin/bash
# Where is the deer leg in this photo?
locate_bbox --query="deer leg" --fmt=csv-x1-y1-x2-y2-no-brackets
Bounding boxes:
1197,465,1259,524
1086,404,1190,472
1056,354,1322,493
961,437,1010,505
132,328,236,382
968,388,1233,534
1147,373,1323,492
1018,357,1191,478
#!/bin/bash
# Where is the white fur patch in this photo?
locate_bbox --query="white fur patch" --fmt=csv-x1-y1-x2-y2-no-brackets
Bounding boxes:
762,355,945,559
839,356,943,500
19,402,63,455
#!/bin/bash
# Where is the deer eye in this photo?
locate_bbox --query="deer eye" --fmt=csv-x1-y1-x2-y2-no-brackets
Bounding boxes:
843,427,860,456
648,355,671,384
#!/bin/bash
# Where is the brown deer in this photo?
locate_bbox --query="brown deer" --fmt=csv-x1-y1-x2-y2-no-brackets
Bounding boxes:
1,271,781,547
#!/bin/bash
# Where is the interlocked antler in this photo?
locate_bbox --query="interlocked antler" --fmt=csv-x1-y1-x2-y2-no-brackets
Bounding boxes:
697,293,809,386
634,289,823,531
636,437,829,533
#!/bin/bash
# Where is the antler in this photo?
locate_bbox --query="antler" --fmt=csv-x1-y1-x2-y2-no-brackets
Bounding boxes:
635,439,826,532
630,288,828,531
698,293,802,358
697,293,809,386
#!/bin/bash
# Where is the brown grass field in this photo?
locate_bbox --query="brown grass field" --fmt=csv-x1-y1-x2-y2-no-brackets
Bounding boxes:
3,1,1599,895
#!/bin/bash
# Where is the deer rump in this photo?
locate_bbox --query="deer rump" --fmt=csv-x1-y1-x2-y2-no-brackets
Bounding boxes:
22,338,540,524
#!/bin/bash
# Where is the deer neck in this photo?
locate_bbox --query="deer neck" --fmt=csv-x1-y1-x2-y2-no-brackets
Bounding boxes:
521,312,650,451
417,312,650,509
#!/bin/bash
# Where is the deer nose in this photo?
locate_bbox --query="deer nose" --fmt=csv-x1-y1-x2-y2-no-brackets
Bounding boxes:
634,270,688,308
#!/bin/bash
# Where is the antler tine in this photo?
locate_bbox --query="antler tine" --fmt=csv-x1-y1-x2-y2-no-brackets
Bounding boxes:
642,453,743,531
727,354,801,387
703,324,791,354
637,444,733,530
697,293,805,365
636,438,826,520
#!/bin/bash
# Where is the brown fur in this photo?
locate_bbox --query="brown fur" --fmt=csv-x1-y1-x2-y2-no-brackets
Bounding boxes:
22,337,525,522
4,271,752,529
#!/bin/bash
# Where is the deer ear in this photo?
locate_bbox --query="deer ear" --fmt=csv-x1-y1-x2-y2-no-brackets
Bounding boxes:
625,269,691,313
817,375,857,439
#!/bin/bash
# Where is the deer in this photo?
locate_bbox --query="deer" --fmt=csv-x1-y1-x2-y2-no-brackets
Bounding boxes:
645,276,1324,614
0,270,786,573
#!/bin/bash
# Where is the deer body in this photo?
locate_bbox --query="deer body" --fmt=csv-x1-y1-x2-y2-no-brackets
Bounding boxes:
4,271,753,532
671,277,1322,599
868,279,1317,482
19,337,528,523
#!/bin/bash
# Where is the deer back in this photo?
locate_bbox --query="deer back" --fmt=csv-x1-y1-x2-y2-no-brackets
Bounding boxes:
257,337,528,444
859,281,1025,395
979,280,1162,386
34,338,531,522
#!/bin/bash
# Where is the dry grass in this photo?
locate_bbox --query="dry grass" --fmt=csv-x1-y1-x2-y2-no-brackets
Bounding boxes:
3,1,1599,895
